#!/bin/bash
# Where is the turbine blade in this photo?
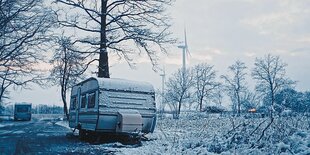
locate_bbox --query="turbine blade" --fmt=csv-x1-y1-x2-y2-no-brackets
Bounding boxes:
186,48,191,57
184,27,188,48
184,27,191,58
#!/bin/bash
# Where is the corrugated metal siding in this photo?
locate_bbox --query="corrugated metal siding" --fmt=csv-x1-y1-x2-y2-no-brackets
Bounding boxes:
97,90,156,133
99,90,156,113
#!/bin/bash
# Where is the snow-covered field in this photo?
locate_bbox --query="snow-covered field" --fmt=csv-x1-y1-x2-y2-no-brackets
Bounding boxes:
110,113,310,155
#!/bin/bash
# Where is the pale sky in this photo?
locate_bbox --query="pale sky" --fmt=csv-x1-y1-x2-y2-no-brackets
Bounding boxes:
8,0,310,106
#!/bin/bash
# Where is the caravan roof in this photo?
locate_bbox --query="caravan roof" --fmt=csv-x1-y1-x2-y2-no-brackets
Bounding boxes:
15,103,32,106
72,77,154,95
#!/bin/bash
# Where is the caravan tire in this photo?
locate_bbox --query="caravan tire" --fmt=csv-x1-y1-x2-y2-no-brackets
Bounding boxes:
79,129,87,140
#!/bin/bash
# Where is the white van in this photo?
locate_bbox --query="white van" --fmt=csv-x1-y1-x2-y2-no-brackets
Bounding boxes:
69,77,156,138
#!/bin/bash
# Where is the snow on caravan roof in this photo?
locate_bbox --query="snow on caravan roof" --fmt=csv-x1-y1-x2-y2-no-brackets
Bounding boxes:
96,77,154,93
15,103,31,105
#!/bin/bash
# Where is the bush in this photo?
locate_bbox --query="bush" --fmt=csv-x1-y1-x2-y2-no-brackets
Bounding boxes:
203,105,226,113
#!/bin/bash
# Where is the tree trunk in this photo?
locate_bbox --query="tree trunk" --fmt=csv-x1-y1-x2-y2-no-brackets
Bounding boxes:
0,82,5,103
0,69,9,106
178,100,182,115
269,81,274,119
0,88,4,113
98,0,110,78
61,47,69,120
199,97,203,112
61,86,69,120
236,91,241,116
270,91,274,119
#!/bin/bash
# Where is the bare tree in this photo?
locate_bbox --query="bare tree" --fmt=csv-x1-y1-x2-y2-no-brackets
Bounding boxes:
165,69,193,119
192,63,220,112
54,0,175,78
221,61,247,115
0,67,11,112
50,36,87,119
0,0,55,103
212,86,224,106
0,68,12,102
252,54,295,118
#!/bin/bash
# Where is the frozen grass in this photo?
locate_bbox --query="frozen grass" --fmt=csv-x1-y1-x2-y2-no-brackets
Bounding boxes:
32,114,63,121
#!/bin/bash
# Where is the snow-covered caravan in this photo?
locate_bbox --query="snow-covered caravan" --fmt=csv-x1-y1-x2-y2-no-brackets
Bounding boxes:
69,77,156,136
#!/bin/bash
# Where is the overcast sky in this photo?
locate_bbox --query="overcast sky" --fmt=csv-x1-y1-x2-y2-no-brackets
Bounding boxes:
9,0,310,106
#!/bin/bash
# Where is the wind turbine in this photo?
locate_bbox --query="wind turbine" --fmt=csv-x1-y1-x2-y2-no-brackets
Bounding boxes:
177,28,190,75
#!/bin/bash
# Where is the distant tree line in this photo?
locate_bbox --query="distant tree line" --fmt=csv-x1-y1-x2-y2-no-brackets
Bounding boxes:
2,104,63,115
33,104,63,114
163,54,309,119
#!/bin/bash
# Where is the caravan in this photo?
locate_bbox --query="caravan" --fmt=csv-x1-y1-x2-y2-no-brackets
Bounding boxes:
69,77,156,138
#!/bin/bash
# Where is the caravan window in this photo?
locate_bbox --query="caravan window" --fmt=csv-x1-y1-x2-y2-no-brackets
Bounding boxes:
16,106,29,113
88,92,96,108
71,97,76,110
81,95,86,108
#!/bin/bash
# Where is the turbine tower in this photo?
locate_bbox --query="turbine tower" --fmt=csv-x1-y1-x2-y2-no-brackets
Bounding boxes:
177,28,190,84
177,28,190,75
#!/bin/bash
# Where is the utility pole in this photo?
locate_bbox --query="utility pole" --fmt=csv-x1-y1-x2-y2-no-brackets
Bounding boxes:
159,67,166,114
178,45,187,74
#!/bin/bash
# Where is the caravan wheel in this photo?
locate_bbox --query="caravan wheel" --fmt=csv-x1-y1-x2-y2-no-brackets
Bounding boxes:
78,129,87,140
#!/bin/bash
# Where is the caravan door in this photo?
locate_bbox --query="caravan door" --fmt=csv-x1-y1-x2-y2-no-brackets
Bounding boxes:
75,87,81,127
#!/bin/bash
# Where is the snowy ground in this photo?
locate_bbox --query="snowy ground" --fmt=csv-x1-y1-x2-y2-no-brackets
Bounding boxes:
61,113,310,154
1,113,310,154
109,113,310,155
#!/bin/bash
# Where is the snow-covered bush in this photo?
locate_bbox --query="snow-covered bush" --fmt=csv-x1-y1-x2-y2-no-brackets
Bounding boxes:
203,106,226,113
111,113,310,155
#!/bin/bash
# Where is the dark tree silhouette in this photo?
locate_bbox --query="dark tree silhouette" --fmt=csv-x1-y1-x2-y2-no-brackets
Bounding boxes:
55,0,175,78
